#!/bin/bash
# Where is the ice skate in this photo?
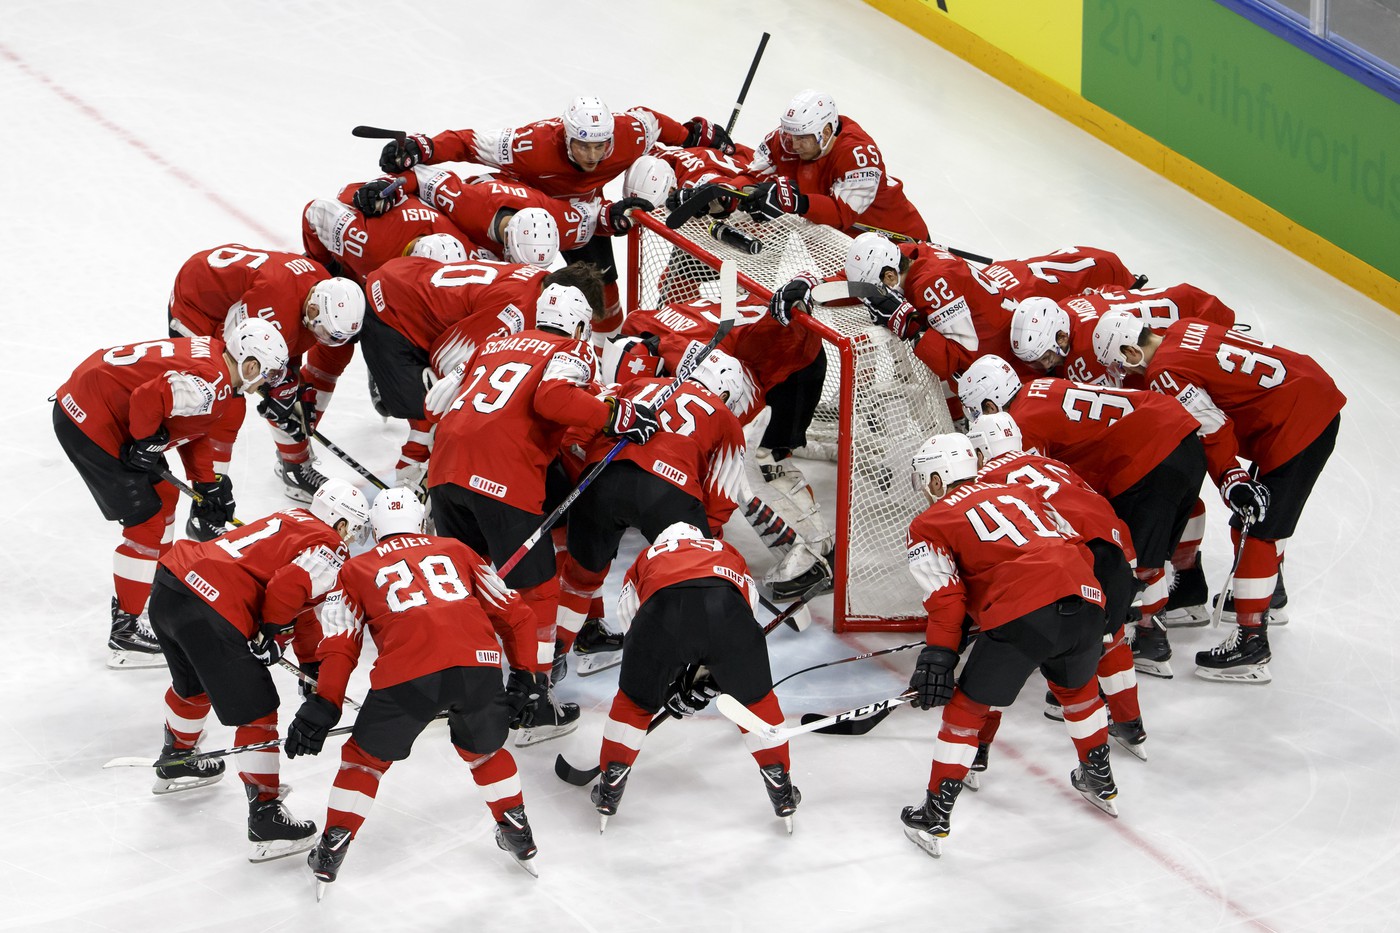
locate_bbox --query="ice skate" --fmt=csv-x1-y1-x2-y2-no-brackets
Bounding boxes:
900,778,964,858
590,761,631,833
246,785,318,862
1071,744,1119,817
107,598,165,670
1158,554,1211,627
1213,571,1289,626
963,743,991,792
494,805,539,876
1195,623,1272,684
759,763,801,834
765,546,834,602
1129,620,1173,679
274,456,330,504
1043,689,1064,721
152,726,224,794
573,618,624,676
512,689,581,747
1107,717,1148,761
550,637,569,685
308,826,352,900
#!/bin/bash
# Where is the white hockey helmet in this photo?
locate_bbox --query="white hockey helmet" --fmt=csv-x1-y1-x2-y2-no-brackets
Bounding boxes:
535,283,593,341
845,231,902,287
965,411,1024,461
370,486,426,540
1092,310,1148,371
311,478,371,543
779,89,839,153
563,96,615,145
305,277,365,346
600,334,664,385
911,433,980,494
1009,297,1070,366
957,354,1023,421
654,521,706,549
503,208,560,268
410,233,468,264
687,346,756,414
226,317,290,388
623,155,676,206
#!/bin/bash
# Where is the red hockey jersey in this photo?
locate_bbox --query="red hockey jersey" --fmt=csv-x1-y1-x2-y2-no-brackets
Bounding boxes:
617,535,758,631
301,183,474,286
906,480,1103,651
159,508,348,638
313,533,535,703
979,246,1137,303
978,450,1136,563
366,257,545,356
902,245,1020,382
168,245,329,351
56,336,244,482
407,172,594,253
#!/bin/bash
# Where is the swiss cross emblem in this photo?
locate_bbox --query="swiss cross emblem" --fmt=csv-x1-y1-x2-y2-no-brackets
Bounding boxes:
627,357,647,374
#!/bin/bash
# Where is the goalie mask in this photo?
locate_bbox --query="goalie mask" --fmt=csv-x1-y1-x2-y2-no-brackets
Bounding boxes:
370,486,426,540
503,208,559,268
1009,297,1070,369
600,333,664,385
410,233,468,264
1092,310,1147,374
226,317,290,390
779,89,839,155
957,354,1023,421
845,231,902,289
687,345,757,415
911,433,979,496
623,155,677,207
535,283,593,341
305,277,366,346
965,411,1024,461
311,479,371,544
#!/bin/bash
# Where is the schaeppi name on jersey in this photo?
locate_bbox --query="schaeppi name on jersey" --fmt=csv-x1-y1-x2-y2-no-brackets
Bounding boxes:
482,335,558,357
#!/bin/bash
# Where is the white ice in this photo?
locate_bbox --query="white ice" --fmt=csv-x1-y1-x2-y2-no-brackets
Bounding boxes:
3,2,1398,931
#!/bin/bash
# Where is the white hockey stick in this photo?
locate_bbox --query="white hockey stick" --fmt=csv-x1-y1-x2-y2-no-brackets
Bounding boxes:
810,281,882,304
715,691,915,743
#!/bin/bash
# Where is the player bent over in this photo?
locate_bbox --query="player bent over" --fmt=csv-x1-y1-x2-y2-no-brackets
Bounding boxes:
286,489,544,895
591,523,799,833
145,479,367,862
901,434,1116,858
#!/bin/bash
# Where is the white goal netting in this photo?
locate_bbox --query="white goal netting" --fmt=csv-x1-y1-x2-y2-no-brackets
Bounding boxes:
628,211,954,631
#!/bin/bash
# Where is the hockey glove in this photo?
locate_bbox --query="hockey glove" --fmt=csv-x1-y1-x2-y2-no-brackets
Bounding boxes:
248,622,287,667
187,474,235,539
257,377,308,442
604,396,660,445
663,666,719,718
352,178,401,217
866,291,926,340
769,272,819,326
683,117,735,155
121,426,169,474
597,197,655,237
424,361,466,417
296,659,321,700
505,667,548,723
285,694,341,759
741,178,806,220
909,645,959,710
378,133,432,173
1220,467,1269,525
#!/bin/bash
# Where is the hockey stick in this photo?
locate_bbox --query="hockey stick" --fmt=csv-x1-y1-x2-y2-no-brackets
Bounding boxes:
352,125,406,143
758,577,830,634
1210,521,1252,628
275,657,362,711
707,220,762,255
156,467,245,528
665,182,749,229
810,281,883,304
715,690,916,744
771,640,923,689
497,262,740,578
726,32,770,135
850,222,994,266
310,428,390,490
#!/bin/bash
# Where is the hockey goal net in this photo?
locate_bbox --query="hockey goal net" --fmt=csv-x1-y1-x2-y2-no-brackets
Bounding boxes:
627,211,954,632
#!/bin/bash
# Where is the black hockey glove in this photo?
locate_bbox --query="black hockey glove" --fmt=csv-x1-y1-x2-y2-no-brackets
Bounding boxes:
187,474,235,540
866,291,926,340
248,622,286,667
296,659,321,700
285,694,341,759
741,178,807,220
505,667,548,724
663,666,719,718
769,272,819,326
683,117,735,155
352,177,400,217
378,133,432,173
257,377,307,443
909,645,959,710
597,197,655,236
604,396,660,445
1220,467,1269,526
121,426,169,474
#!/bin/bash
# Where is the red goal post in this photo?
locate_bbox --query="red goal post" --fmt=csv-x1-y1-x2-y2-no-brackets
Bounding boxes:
626,210,954,632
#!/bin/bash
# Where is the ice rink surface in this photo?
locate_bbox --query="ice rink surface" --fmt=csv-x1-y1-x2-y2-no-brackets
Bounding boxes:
3,2,1398,931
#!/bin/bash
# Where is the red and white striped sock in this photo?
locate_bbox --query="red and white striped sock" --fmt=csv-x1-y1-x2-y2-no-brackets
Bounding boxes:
325,739,392,838
457,747,524,822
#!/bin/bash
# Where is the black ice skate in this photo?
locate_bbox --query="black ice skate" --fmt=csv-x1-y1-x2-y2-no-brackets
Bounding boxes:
900,778,964,858
512,690,580,747
1159,553,1211,627
1071,743,1119,818
308,826,353,900
1043,689,1064,721
1107,716,1148,761
494,805,539,877
152,726,224,794
1130,620,1174,679
550,637,568,685
590,761,632,833
274,457,329,504
963,743,992,792
573,617,624,677
759,763,801,834
108,598,165,670
1213,570,1289,626
1195,623,1271,684
246,785,318,862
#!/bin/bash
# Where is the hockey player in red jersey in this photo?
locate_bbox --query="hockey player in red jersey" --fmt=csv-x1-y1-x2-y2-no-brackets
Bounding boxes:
742,89,928,241
967,413,1146,760
53,320,289,668
144,478,368,862
427,284,660,743
1094,312,1345,683
166,244,366,503
287,489,544,893
590,522,799,832
957,354,1207,678
899,434,1115,858
377,96,731,332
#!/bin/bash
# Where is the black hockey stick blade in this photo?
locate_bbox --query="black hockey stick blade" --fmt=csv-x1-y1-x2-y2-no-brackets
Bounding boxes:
665,182,726,229
800,705,895,736
554,754,601,787
352,125,406,143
